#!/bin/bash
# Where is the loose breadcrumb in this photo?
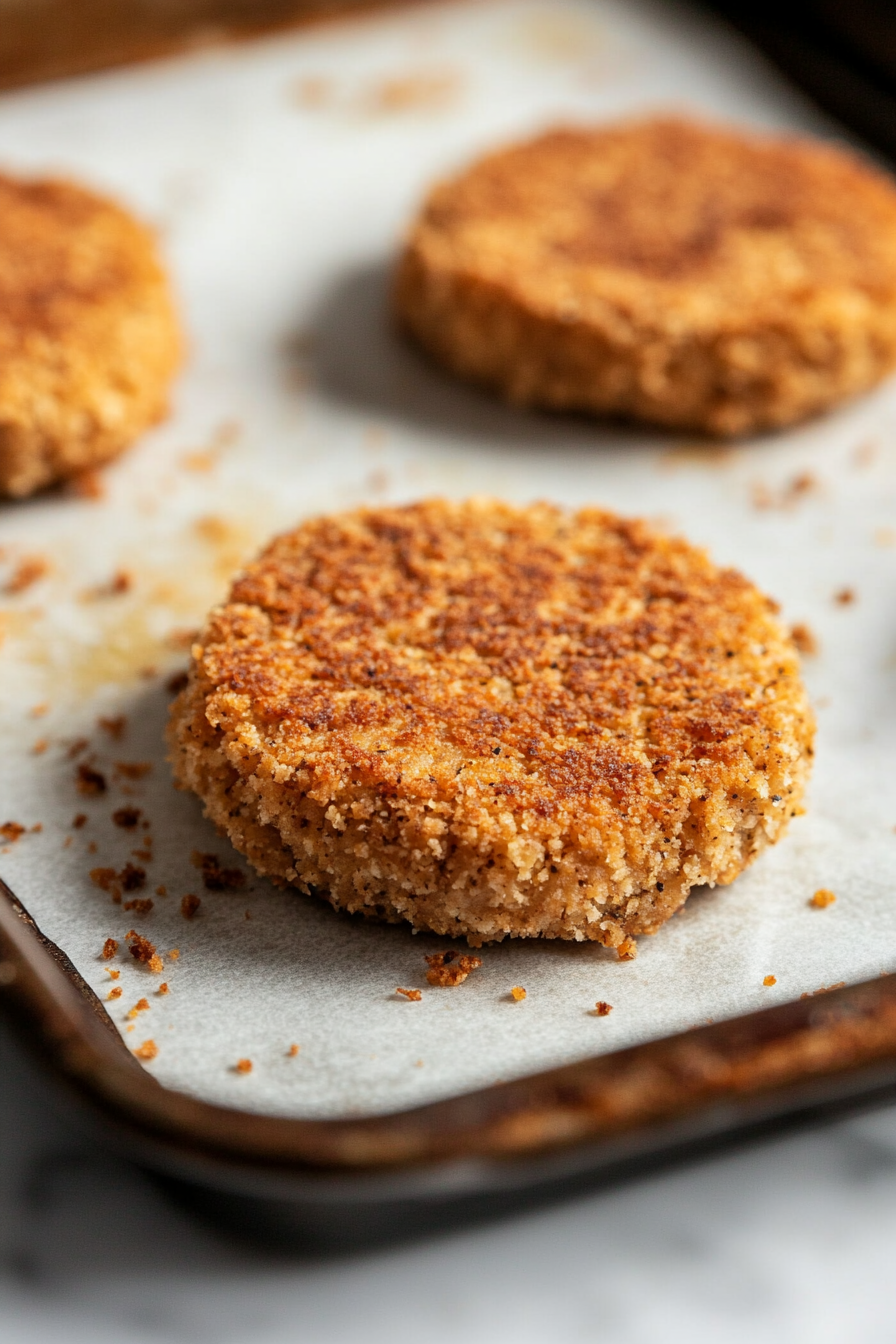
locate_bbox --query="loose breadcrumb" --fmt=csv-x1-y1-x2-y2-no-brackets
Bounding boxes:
396,987,422,1001
834,588,856,606
29,702,49,718
101,937,118,959
32,738,48,755
127,997,150,1019
181,893,201,919
593,1001,613,1016
125,929,156,963
123,897,153,914
618,938,637,962
106,968,120,979
155,885,167,896
811,888,837,908
800,981,846,999
113,806,141,829
157,981,169,994
510,986,527,1001
147,954,163,974
790,623,818,656
98,715,127,740
191,850,245,890
287,1043,300,1056
167,948,180,961
0,822,25,843
763,974,777,986
234,1058,253,1074
134,1039,158,1062
76,763,106,796
114,761,152,780
85,571,132,600
4,556,49,595
107,986,122,1001
425,951,482,987
72,813,88,829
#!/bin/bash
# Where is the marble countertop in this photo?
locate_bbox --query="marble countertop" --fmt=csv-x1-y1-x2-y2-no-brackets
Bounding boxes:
3,1014,896,1344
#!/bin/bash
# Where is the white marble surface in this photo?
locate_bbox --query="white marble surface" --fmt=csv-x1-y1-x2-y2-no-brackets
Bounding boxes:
5,1016,896,1343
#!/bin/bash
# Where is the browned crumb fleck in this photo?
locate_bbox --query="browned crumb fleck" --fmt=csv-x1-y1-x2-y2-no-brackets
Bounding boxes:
166,670,189,695
99,715,127,740
157,981,169,995
63,836,72,848
0,822,25,843
181,893,201,919
67,738,89,759
107,986,122,1001
810,888,837,908
617,937,637,961
123,897,153,914
87,841,97,853
84,569,132,600
790,623,818,656
114,761,152,780
834,588,856,606
510,986,527,1001
167,948,180,961
72,813,88,829
4,556,49,594
31,738,48,755
131,847,152,862
763,974,777,986
148,954,163,974
425,951,482,987
396,986,422,1000
155,885,167,896
287,1043,300,1056
191,850,245,890
112,806,141,829
76,763,107,796
125,929,156,964
134,1039,158,1062
67,467,106,500
107,968,120,979
120,863,146,891
127,997,150,1018
593,1001,613,1016
29,702,49,718
800,981,846,999
102,937,118,959
234,1058,253,1074
90,868,119,899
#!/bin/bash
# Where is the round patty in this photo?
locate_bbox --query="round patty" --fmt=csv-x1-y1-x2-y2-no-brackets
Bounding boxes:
395,116,896,436
168,500,814,954
0,174,182,497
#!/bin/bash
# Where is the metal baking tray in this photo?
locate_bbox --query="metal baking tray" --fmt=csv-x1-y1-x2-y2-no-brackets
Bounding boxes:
3,0,896,1246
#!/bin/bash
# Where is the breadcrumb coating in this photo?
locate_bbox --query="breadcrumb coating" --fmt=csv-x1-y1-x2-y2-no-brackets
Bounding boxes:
395,117,896,436
168,499,814,952
0,173,181,496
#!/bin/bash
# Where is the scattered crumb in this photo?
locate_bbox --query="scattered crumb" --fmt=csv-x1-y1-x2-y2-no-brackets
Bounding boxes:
106,968,120,979
84,569,132,600
810,888,837,908
510,986,527,1001
87,841,97,854
127,997,150,1019
29,702,49,718
101,937,118,960
98,715,127,740
800,981,846,999
234,1058,253,1074
834,588,855,606
790,623,818,656
131,848,152,862
31,738,48,755
396,986,422,1001
72,813,87,829
67,738,89,759
763,974,777,987
76,763,107,796
166,670,189,695
123,897,153,915
751,473,818,510
287,1043,300,1057
155,885,167,896
112,806,142,829
114,762,152,780
63,836,72,848
147,954,163,974
125,930,156,964
90,867,120,901
167,949,180,961
593,1001,613,1016
0,822,25,843
120,863,146,891
191,850,245,890
107,986,122,1001
181,893,201,919
157,982,169,995
4,556,49,595
134,1039,158,1062
618,937,637,961
425,951,482,987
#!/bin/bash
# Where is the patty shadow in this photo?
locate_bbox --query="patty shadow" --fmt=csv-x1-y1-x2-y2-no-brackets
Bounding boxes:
300,259,658,455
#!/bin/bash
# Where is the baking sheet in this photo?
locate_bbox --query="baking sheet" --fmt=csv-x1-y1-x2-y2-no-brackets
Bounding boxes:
1,0,896,1121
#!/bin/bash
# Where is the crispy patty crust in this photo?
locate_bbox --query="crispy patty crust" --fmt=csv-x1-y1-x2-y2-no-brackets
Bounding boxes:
168,500,814,952
395,117,896,436
0,174,181,497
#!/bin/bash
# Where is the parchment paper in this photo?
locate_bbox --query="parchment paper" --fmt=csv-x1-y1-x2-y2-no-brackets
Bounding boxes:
2,0,895,1120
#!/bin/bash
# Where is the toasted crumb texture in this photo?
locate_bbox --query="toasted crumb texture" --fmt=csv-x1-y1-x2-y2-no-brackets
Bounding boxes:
425,951,482,986
168,499,814,951
811,888,837,908
395,117,896,436
593,1001,613,1016
396,987,422,1001
0,174,181,497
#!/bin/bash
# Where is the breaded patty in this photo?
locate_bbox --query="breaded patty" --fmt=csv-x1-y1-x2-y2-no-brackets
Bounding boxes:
395,117,896,436
0,174,181,497
168,500,814,954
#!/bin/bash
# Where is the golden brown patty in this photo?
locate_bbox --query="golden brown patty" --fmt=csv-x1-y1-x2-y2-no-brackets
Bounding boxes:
168,499,814,953
0,174,182,497
395,117,896,436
